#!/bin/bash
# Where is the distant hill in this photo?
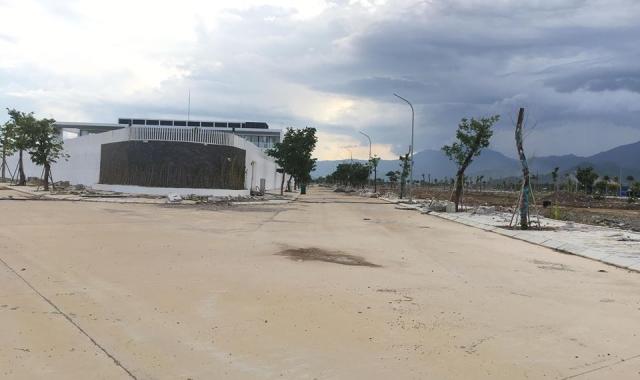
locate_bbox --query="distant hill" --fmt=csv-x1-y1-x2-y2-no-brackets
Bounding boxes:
312,140,640,181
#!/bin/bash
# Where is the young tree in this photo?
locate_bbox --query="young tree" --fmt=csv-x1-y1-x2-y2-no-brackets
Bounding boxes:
28,118,67,191
551,166,560,204
442,115,498,211
368,155,381,193
328,162,370,187
5,109,37,185
576,166,598,194
551,167,559,189
398,152,411,199
0,122,16,181
630,181,640,199
267,127,317,195
602,175,610,196
386,170,399,184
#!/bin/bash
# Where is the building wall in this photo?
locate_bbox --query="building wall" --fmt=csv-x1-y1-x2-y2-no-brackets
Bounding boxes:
99,141,246,189
4,128,285,195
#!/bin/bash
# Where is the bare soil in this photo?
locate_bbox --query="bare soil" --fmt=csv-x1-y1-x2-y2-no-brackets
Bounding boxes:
388,185,640,232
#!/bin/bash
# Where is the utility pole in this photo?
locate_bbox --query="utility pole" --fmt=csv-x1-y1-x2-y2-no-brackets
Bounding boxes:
359,131,373,188
359,131,372,159
393,93,415,202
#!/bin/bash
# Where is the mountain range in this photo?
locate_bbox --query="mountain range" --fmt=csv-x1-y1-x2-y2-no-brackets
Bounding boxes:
312,141,640,182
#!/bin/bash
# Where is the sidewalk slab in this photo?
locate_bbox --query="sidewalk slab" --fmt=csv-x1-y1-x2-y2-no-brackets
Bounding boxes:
409,205,640,273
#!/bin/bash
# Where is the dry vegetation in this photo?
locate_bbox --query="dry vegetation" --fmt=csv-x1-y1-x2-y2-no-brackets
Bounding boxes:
381,184,640,232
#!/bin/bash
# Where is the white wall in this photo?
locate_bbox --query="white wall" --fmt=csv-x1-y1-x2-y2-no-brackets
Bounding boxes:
5,128,129,184
4,128,285,193
243,142,284,192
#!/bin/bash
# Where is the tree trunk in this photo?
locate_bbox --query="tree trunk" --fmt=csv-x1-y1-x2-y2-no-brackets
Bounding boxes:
286,175,292,192
373,167,377,193
43,163,50,191
452,171,464,212
1,144,5,180
18,149,26,186
515,108,530,229
280,172,285,195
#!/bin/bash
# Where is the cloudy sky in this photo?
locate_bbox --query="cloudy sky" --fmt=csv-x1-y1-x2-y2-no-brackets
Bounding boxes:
1,0,639,160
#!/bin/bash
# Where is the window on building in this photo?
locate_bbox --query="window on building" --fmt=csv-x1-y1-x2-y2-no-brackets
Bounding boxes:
132,119,145,125
188,121,200,127
228,122,241,129
146,120,159,125
215,122,228,128
174,120,187,126
118,118,132,125
160,120,173,126
201,122,213,127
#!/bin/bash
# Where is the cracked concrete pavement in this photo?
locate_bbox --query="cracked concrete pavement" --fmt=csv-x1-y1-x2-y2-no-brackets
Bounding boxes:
1,187,639,379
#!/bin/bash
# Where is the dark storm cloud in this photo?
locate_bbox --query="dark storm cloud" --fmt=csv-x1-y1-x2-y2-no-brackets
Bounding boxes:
274,0,640,156
2,0,639,158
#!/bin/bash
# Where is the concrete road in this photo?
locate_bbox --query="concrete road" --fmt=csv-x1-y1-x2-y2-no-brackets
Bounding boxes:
1,188,639,379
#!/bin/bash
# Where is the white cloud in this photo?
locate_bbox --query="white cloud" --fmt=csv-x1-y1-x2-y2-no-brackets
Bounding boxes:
1,0,639,160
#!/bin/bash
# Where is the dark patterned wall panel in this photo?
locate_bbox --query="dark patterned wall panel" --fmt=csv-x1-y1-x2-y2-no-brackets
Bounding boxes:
99,141,245,189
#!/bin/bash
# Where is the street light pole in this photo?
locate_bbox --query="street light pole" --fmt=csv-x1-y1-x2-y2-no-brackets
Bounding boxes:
359,131,372,159
393,93,415,202
359,131,373,190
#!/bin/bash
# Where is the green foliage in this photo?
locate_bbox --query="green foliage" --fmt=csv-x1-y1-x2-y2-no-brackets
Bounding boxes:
368,155,380,169
267,127,318,192
5,109,37,152
27,118,67,167
327,162,370,187
550,205,563,220
398,152,411,198
576,166,599,194
442,115,498,169
368,155,381,192
594,180,607,195
442,115,498,210
551,167,559,185
1,121,16,156
5,109,40,185
629,181,640,199
386,170,399,183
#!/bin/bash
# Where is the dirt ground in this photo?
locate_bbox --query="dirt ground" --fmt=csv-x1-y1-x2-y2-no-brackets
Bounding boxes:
404,186,640,232
1,187,640,379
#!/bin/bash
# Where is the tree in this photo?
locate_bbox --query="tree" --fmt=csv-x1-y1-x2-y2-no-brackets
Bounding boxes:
0,121,16,181
329,162,370,187
5,109,37,185
551,167,559,191
442,115,498,211
576,166,598,194
602,175,610,196
386,170,399,184
398,152,411,199
267,127,318,195
630,181,640,199
27,118,67,191
368,155,381,193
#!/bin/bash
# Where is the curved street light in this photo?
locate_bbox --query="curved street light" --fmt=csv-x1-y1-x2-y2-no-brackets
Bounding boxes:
393,93,415,202
359,131,372,159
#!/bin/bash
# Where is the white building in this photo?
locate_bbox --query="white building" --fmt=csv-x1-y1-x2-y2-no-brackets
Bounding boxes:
5,122,286,197
58,118,282,150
